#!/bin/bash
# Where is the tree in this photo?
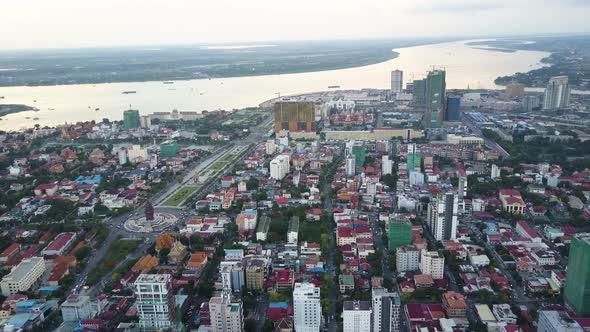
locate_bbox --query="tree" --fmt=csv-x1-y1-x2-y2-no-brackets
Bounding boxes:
244,319,256,332
159,248,170,264
111,272,122,283
263,319,274,332
74,246,92,261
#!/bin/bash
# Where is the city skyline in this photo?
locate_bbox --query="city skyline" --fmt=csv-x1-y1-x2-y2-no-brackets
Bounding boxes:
1,0,589,49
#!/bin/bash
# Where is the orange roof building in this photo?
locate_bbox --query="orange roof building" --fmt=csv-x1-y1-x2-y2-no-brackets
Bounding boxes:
442,291,467,318
155,233,175,252
132,255,158,272
186,252,208,270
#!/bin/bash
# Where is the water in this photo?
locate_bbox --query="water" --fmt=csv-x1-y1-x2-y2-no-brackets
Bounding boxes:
0,39,549,131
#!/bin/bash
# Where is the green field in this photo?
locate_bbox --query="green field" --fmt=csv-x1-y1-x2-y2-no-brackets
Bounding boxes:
86,239,141,286
163,186,198,206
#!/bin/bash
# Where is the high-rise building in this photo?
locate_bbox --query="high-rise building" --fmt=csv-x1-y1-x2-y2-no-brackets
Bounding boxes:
209,290,244,332
270,155,290,180
388,220,412,251
293,283,321,332
406,144,421,172
522,95,541,112
564,233,590,315
420,250,445,280
346,155,356,176
391,70,403,95
140,115,152,128
160,140,179,158
61,295,103,322
352,144,366,168
412,79,427,106
543,76,571,110
134,274,177,331
396,245,420,273
117,147,127,165
445,96,461,121
382,155,393,176
427,191,458,241
372,288,401,332
458,176,467,199
343,301,372,332
274,101,316,134
423,70,446,128
123,109,141,129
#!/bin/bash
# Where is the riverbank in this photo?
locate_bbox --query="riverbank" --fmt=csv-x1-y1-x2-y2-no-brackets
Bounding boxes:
485,36,590,90
0,104,35,118
0,38,461,88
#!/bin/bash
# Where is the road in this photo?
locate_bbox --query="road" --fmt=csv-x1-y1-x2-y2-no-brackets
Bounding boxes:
322,160,339,332
73,113,273,298
462,115,510,159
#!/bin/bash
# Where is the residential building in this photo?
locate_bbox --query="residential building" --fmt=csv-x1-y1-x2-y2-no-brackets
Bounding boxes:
345,155,356,176
537,310,583,332
245,260,265,290
543,76,571,110
265,140,277,155
491,164,501,179
492,304,518,324
220,261,245,292
343,301,372,332
382,155,393,176
420,251,445,280
127,145,149,163
565,233,590,315
41,232,76,256
123,109,141,129
1,257,45,296
372,288,401,332
413,79,427,105
388,220,412,251
427,191,458,241
209,290,244,332
396,245,420,273
256,215,271,241
134,274,177,331
442,291,467,319
391,70,403,94
293,283,321,332
270,155,290,180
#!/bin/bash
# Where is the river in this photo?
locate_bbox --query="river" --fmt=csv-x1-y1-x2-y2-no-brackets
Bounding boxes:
0,39,549,131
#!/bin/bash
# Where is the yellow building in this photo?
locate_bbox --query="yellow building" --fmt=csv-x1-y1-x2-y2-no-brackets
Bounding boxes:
274,101,316,134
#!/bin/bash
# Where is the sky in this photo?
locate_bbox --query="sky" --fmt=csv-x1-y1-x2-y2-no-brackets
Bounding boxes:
2,0,589,49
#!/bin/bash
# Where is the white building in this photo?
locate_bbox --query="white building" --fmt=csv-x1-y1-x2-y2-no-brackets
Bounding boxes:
491,164,501,179
219,261,245,292
372,288,401,332
294,283,321,332
537,310,583,332
209,290,244,332
382,156,393,176
396,245,420,273
427,192,458,241
61,295,103,322
391,70,403,94
543,76,571,110
343,301,372,332
0,257,45,296
270,155,290,180
127,145,149,163
288,216,300,244
134,274,177,331
118,147,127,165
420,251,445,280
265,140,277,155
346,155,356,176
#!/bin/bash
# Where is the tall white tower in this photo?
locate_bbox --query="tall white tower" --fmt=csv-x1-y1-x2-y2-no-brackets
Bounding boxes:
294,283,321,332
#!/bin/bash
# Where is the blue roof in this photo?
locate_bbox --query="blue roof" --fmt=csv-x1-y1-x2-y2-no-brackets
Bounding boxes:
269,302,289,309
311,267,326,273
7,313,39,328
16,300,38,308
243,209,257,215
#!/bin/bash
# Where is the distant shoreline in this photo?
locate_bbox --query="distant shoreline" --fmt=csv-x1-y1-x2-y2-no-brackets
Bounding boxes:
0,51,400,89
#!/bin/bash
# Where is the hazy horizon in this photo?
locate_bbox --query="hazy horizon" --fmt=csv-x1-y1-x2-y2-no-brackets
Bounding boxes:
2,0,590,50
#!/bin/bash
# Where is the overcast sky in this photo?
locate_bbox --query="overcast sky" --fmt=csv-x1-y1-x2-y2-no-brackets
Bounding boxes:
2,0,589,49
